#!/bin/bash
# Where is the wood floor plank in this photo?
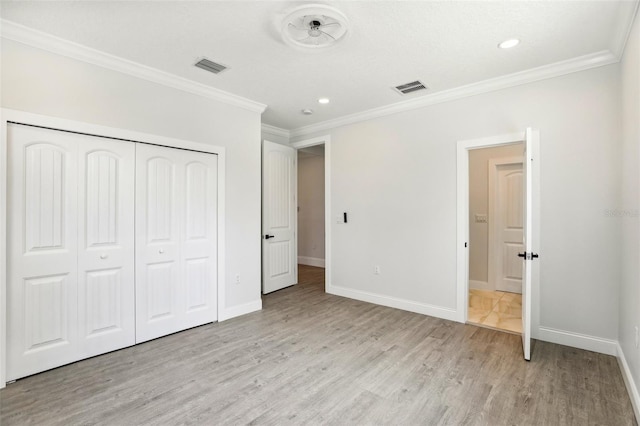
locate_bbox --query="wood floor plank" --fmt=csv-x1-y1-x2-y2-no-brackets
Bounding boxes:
0,264,636,425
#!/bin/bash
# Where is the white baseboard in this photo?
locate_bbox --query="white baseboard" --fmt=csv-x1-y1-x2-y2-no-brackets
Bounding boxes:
327,284,458,322
298,256,325,268
536,326,617,356
617,342,640,422
218,299,262,322
469,280,494,291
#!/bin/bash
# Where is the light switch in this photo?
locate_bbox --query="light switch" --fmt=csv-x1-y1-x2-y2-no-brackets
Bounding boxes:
475,214,487,223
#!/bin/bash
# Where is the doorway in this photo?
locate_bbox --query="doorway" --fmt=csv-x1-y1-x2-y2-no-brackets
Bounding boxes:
291,135,331,292
296,144,326,290
467,144,524,334
456,129,540,361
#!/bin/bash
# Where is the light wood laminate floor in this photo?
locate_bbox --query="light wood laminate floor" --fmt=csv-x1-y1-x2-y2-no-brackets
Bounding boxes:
0,265,636,425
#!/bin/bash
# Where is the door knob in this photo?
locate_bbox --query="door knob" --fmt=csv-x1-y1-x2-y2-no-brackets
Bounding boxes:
265,234,275,239
518,252,526,258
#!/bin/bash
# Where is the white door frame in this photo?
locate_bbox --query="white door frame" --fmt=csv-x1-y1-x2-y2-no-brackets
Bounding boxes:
488,156,524,293
0,108,227,388
456,131,540,331
290,135,331,291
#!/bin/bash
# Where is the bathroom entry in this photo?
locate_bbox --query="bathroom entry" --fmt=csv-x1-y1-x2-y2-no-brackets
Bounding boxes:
467,143,524,334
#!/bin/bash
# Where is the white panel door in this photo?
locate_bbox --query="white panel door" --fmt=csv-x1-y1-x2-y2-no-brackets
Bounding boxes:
181,152,218,329
262,141,297,294
520,128,537,361
7,124,79,380
495,164,524,294
135,143,217,343
77,137,135,357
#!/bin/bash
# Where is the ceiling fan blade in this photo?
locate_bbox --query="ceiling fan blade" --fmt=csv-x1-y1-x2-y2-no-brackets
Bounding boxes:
295,35,313,43
288,23,308,32
319,30,336,40
318,22,340,29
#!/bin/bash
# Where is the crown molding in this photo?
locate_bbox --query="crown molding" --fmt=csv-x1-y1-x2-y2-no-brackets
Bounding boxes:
261,123,290,140
0,19,267,114
611,0,640,60
289,49,618,138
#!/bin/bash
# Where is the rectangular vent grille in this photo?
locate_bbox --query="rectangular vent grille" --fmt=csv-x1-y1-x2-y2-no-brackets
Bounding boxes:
393,80,427,95
195,58,227,74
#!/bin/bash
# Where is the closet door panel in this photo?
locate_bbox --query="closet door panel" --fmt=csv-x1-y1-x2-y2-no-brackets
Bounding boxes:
78,138,135,357
182,154,218,325
135,145,218,343
7,124,79,381
135,143,183,343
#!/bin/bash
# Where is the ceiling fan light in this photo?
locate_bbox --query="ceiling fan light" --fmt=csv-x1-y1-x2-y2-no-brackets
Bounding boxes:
281,4,349,49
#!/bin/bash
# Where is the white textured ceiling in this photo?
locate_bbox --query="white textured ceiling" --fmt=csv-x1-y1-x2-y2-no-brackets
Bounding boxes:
0,1,636,130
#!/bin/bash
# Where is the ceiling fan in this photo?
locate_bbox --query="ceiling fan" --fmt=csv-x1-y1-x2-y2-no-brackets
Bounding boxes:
281,5,349,49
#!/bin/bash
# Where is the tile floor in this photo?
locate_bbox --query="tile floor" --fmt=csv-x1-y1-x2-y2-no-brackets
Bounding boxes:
468,289,522,334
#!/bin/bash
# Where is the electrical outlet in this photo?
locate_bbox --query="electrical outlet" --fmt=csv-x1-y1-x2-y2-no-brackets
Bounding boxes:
235,274,241,285
635,326,639,348
374,265,380,275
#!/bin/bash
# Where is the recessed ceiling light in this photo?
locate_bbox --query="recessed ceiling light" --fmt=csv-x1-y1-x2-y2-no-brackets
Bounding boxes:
318,98,330,104
498,39,520,49
302,109,313,115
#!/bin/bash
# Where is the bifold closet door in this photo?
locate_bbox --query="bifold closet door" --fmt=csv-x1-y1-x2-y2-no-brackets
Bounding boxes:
7,124,135,381
77,136,136,358
135,143,218,343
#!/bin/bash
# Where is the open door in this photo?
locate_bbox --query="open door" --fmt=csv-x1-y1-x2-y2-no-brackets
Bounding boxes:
262,140,297,294
519,128,537,360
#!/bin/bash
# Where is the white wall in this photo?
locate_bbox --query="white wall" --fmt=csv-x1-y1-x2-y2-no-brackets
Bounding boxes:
293,63,621,341
297,152,325,264
619,9,640,414
1,39,263,311
468,144,523,286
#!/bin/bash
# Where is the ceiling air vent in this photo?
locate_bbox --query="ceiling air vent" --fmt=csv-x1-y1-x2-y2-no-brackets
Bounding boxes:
195,58,228,75
393,80,427,95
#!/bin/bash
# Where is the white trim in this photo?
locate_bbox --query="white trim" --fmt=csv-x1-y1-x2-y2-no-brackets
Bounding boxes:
0,20,267,114
537,326,617,356
289,51,617,138
328,285,458,322
291,136,330,149
291,135,331,290
0,112,6,389
298,256,325,268
218,299,263,322
617,342,640,422
611,0,640,60
468,280,493,291
261,124,290,140
0,108,227,388
457,129,541,349
488,156,523,294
